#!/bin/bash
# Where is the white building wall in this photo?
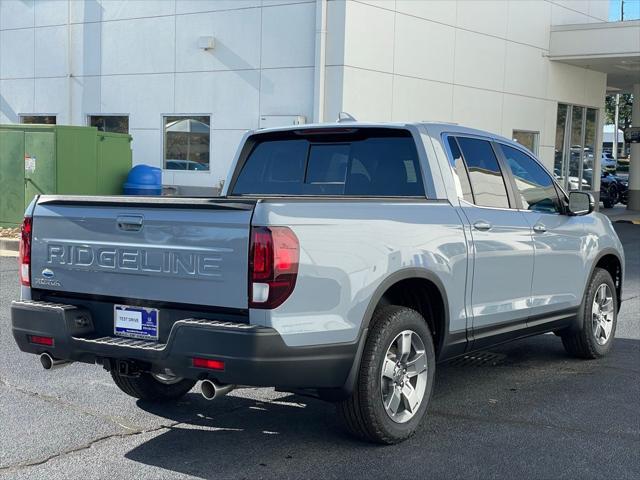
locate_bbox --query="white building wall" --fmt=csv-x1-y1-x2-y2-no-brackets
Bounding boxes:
0,0,609,186
326,0,608,171
0,0,318,189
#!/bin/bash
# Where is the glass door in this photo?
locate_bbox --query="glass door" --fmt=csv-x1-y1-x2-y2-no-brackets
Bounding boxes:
554,104,598,192
554,104,568,185
568,106,584,191
583,109,597,191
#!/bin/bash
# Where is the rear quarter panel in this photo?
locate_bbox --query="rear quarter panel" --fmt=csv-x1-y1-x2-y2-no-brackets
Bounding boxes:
250,200,469,347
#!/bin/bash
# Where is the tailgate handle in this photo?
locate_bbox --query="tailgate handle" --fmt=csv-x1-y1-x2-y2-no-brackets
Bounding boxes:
117,215,143,232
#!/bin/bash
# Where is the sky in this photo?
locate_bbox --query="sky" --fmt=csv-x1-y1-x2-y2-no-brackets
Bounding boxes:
609,0,640,20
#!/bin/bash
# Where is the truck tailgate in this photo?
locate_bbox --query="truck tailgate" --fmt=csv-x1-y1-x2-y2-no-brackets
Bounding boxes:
30,196,256,309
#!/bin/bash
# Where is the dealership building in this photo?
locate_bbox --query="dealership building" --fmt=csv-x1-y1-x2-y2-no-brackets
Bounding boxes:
0,0,638,204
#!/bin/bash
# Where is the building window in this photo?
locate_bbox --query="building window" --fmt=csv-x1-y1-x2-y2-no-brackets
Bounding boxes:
164,115,210,171
20,115,56,124
512,130,539,155
89,115,129,134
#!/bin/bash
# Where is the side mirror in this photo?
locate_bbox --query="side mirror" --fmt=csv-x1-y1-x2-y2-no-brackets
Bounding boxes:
568,191,595,216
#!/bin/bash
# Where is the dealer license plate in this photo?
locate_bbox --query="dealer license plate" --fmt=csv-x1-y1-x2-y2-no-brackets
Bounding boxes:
114,305,159,340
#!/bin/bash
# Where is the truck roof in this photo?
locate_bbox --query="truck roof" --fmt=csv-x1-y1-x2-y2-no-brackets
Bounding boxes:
251,120,518,148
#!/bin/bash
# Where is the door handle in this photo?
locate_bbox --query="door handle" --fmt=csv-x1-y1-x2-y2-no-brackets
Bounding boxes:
117,215,143,232
473,221,492,232
533,223,547,234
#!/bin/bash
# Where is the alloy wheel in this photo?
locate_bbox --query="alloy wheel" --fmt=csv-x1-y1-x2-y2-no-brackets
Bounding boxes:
380,330,428,423
592,283,614,346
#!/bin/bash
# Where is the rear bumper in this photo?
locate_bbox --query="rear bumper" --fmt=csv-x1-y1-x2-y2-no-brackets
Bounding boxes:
11,300,358,390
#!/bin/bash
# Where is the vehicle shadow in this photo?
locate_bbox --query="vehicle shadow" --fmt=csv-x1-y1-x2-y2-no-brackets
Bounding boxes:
127,335,640,480
129,391,370,478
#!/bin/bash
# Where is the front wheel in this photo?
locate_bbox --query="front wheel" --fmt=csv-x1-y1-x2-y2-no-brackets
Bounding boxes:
561,268,617,359
111,370,197,401
337,306,435,444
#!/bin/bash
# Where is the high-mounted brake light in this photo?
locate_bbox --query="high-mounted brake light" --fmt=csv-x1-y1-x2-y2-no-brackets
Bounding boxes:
18,216,32,286
249,226,299,309
294,128,357,136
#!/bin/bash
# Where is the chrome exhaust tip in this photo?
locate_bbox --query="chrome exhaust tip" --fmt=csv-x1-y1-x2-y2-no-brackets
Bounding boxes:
201,380,235,400
39,353,72,370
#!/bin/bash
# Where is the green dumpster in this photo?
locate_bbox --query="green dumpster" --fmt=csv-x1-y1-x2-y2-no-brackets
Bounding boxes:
0,125,132,227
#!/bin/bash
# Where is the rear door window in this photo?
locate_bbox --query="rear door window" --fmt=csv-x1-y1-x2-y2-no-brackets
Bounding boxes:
231,129,425,196
456,137,510,209
446,136,474,203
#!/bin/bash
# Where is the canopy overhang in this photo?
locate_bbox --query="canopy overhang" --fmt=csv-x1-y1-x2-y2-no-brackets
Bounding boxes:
549,20,640,93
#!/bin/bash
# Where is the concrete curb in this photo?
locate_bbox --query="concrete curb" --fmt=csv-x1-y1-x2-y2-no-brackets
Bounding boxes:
615,220,640,225
0,238,19,252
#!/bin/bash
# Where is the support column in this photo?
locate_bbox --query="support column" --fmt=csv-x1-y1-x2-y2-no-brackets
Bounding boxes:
629,83,640,211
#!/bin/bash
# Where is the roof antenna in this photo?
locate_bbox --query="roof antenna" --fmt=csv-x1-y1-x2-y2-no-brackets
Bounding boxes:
337,111,357,123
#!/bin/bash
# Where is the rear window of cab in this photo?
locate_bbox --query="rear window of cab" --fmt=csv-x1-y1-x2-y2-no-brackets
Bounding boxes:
230,128,425,197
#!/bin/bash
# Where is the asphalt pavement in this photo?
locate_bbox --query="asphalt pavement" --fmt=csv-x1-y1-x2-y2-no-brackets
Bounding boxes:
0,225,638,480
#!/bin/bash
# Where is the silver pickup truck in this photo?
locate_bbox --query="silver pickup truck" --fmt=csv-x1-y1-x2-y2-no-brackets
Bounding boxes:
12,122,624,444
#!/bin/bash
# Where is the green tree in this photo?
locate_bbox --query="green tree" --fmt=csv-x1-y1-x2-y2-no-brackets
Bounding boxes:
605,94,634,132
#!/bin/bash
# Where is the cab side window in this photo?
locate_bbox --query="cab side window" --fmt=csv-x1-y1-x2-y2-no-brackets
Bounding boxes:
456,137,510,209
447,136,474,204
500,145,560,214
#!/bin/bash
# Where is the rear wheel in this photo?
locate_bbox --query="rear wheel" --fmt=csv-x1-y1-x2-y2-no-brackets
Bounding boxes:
337,306,435,444
561,268,617,359
111,371,196,401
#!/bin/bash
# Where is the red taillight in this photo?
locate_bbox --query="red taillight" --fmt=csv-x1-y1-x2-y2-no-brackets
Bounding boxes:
29,335,54,346
249,226,299,309
251,228,274,282
192,357,225,370
18,216,32,286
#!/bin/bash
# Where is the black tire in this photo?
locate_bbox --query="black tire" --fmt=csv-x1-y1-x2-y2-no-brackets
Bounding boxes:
603,186,617,208
561,268,617,359
111,371,197,401
337,306,436,444
611,186,620,205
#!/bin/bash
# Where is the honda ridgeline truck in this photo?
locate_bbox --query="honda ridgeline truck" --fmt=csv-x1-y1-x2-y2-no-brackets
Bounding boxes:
12,121,624,444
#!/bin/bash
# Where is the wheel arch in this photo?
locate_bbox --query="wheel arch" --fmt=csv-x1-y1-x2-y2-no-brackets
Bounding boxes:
363,269,449,351
330,269,452,401
378,280,447,358
590,250,623,311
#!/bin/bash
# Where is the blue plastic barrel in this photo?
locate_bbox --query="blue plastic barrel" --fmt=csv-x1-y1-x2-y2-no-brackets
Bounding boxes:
123,165,162,196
